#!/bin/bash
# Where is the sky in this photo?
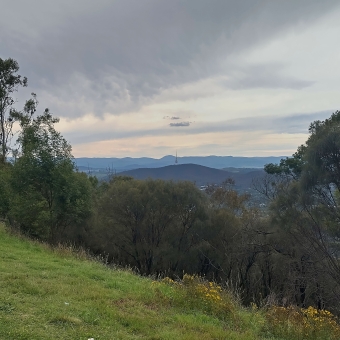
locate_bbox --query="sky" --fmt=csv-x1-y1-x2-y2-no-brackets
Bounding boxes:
1,0,340,158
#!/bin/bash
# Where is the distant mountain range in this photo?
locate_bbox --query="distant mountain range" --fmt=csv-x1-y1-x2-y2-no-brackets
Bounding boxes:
75,155,284,172
111,164,265,190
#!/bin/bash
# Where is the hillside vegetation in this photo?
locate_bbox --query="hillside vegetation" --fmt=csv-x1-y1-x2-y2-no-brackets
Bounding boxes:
0,223,258,339
1,223,340,340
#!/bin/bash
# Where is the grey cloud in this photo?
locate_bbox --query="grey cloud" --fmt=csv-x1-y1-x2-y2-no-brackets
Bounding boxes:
1,0,339,117
274,111,334,133
220,64,314,90
190,111,335,135
64,110,334,146
170,122,190,127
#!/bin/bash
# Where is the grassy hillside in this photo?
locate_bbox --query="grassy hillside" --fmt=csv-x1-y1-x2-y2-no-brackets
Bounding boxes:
1,223,339,340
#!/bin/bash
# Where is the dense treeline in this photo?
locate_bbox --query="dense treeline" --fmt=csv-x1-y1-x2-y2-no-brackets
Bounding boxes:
1,58,340,314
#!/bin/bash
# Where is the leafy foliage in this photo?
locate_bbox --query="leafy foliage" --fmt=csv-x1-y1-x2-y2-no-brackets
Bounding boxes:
261,110,340,313
92,177,208,275
0,163,12,219
9,109,92,242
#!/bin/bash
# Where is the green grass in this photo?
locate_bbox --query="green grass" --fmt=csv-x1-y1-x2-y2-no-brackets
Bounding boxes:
1,223,336,340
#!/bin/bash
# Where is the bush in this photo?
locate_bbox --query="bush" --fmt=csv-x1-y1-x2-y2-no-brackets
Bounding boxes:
266,305,340,340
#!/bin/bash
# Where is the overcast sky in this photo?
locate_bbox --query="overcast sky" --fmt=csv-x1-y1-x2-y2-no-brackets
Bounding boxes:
1,0,340,158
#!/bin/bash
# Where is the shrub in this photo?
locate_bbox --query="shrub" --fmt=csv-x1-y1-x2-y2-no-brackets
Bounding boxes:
266,305,340,340
154,274,236,320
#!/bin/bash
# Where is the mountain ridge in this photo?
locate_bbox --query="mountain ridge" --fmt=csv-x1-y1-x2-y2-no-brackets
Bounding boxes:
75,155,284,172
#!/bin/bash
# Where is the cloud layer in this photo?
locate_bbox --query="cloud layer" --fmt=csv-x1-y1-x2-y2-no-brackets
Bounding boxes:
1,0,340,157
2,1,338,115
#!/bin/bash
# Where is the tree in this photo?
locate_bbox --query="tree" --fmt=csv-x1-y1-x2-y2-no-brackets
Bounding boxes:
10,108,92,242
264,145,306,180
0,162,12,219
264,110,340,192
301,111,340,191
95,177,208,275
261,110,340,312
0,58,27,164
201,180,268,303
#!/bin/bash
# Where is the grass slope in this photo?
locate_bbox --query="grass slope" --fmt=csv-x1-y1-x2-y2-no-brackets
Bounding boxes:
0,223,328,340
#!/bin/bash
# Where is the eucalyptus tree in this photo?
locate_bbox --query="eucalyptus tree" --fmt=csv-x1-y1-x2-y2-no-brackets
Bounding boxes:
10,108,92,242
0,58,28,164
262,111,340,311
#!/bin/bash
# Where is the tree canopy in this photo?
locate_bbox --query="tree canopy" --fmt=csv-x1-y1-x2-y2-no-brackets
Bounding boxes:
10,108,92,242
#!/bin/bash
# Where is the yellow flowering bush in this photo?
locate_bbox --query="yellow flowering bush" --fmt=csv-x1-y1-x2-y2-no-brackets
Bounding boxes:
156,274,235,319
266,305,340,340
182,274,225,308
153,275,340,339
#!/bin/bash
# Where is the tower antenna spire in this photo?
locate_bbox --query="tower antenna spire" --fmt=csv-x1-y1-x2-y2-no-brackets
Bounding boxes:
175,150,178,164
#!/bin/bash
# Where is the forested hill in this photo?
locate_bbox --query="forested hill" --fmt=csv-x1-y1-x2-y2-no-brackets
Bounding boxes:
117,163,264,188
